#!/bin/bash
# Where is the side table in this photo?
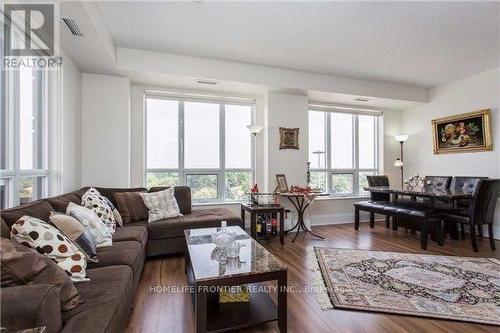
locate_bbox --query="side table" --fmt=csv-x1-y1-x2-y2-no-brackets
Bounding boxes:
241,203,285,245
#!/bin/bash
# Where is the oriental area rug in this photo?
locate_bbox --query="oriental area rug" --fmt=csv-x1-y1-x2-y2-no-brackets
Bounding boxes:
312,248,500,325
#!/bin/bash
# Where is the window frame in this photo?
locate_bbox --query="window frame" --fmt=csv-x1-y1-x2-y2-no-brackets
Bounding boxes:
0,67,49,208
144,94,255,203
309,108,381,197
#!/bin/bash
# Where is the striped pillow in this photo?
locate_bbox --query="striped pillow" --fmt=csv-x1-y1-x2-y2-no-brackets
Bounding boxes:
139,188,182,223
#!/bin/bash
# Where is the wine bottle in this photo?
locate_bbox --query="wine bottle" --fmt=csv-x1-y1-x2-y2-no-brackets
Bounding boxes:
272,213,278,236
256,215,262,237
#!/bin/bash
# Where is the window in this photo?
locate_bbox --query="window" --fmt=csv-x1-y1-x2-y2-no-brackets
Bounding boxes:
309,108,380,197
0,67,49,209
145,95,253,202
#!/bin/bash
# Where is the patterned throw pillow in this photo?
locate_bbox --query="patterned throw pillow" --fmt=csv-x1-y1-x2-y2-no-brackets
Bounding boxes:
49,211,98,262
81,188,117,233
10,216,89,282
139,187,182,223
104,196,123,227
1,238,82,311
66,202,113,248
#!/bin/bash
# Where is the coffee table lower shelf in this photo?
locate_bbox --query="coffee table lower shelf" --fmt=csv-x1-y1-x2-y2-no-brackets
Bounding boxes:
205,289,278,333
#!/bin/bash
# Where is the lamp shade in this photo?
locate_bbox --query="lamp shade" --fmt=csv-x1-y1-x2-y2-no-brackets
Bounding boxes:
247,125,264,134
394,158,404,167
394,134,409,143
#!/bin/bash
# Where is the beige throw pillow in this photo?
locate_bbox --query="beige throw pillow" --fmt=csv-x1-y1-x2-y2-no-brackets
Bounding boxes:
139,188,182,223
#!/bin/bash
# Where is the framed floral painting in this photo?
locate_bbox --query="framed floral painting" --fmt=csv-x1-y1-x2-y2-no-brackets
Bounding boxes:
432,109,493,154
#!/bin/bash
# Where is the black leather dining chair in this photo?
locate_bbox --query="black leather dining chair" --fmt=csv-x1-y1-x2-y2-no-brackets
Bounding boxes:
450,176,488,239
438,179,499,252
366,175,391,228
423,176,453,192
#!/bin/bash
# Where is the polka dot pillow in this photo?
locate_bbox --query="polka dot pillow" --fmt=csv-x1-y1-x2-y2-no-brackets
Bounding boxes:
81,188,117,233
10,215,89,282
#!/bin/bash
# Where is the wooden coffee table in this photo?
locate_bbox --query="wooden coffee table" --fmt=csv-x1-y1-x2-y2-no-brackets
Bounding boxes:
184,226,288,333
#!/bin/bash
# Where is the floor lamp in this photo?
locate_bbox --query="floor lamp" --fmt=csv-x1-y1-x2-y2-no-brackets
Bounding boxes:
247,125,264,185
394,134,408,189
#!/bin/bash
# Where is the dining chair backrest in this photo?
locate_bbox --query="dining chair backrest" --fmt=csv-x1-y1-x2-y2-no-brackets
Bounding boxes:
470,179,500,225
451,177,488,192
366,175,390,201
423,176,452,191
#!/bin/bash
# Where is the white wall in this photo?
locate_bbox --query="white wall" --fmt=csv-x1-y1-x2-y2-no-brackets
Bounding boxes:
402,68,500,237
82,74,131,187
59,56,82,193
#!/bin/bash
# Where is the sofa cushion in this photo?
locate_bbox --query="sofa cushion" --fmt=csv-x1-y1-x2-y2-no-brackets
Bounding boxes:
67,203,113,248
149,186,191,215
140,188,182,223
94,187,147,208
88,241,142,272
1,218,10,238
45,193,81,212
1,200,53,227
113,226,147,245
11,216,89,282
113,191,149,224
1,238,81,311
49,212,98,262
62,265,133,333
147,208,242,239
82,188,117,233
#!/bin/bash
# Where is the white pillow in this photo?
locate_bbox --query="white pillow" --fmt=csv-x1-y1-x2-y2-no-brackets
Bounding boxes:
66,202,113,248
139,188,182,223
81,187,117,233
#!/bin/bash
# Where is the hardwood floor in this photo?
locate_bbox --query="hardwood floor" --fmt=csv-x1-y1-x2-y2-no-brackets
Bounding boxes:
126,222,500,333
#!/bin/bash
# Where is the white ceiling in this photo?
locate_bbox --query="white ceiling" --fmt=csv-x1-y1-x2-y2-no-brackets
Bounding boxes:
96,1,500,88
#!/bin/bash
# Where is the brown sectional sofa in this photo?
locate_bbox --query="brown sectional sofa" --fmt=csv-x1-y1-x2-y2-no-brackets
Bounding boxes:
0,186,243,333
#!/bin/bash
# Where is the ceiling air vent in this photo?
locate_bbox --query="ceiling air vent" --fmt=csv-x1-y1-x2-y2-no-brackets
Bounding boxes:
62,17,83,36
196,79,218,85
354,97,369,102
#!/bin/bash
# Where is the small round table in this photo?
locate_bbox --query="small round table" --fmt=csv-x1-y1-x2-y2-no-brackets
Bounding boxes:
280,192,328,242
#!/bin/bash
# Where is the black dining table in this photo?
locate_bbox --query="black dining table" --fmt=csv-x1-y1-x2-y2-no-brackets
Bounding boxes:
363,186,474,240
363,186,473,205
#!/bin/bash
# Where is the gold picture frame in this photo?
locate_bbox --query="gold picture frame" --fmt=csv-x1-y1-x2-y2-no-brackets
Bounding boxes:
432,109,493,155
279,127,299,149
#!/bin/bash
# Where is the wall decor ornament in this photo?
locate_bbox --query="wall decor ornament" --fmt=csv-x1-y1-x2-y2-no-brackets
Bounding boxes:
279,127,299,149
432,109,493,154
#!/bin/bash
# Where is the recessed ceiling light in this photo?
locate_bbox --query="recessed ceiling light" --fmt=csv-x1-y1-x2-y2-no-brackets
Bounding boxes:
354,97,369,102
196,79,218,85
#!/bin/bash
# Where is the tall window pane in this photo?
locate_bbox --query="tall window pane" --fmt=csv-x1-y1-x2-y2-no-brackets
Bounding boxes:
187,174,218,200
19,69,43,170
185,102,219,168
310,171,326,192
309,111,326,168
332,174,353,194
330,113,353,169
225,105,251,168
146,172,179,188
359,115,376,169
146,99,179,168
225,171,251,200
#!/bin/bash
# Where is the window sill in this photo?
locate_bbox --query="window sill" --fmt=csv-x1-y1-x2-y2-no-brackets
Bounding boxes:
314,195,369,201
192,201,244,207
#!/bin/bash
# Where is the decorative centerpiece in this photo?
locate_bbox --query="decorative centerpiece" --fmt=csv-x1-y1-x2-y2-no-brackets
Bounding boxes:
405,174,425,192
211,221,237,248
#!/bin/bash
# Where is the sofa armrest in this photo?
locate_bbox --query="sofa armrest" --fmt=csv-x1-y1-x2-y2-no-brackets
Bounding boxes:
1,285,62,332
